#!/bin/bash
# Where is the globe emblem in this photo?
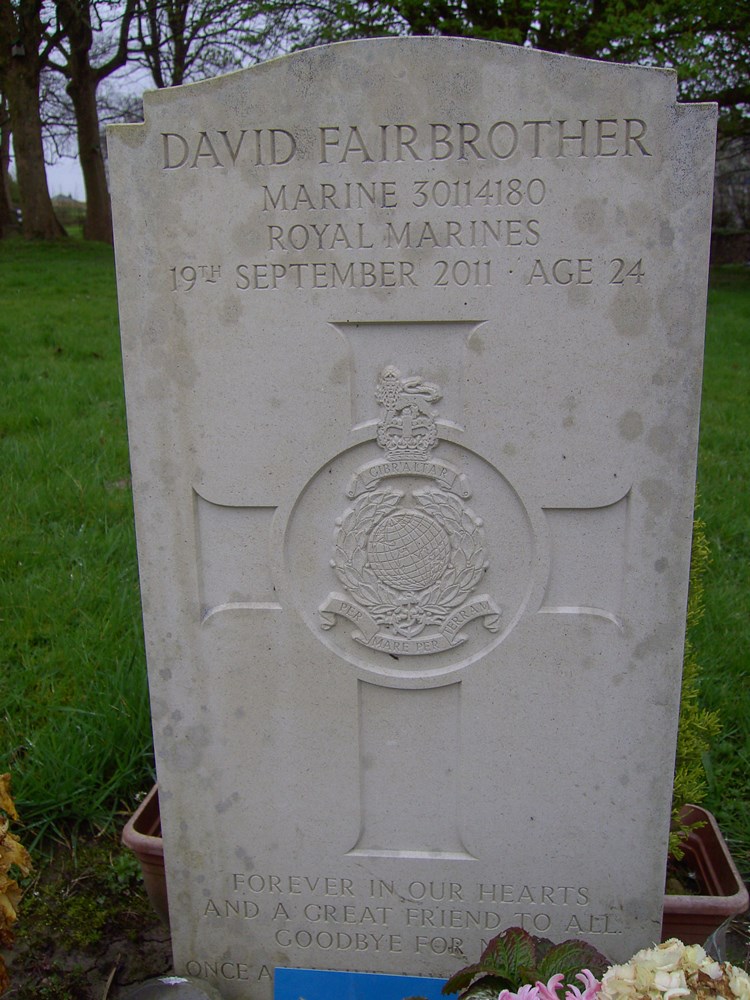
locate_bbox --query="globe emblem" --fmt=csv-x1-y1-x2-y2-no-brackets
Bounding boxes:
367,510,451,590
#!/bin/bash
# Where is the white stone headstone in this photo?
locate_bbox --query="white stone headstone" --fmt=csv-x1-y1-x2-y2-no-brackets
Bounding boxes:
109,38,716,999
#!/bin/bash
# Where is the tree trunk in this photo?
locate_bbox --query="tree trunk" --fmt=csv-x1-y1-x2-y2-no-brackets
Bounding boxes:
0,0,66,240
0,92,17,236
6,64,66,239
67,71,112,243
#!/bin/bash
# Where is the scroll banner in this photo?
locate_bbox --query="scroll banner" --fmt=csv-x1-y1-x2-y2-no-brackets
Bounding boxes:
347,458,471,499
320,593,501,655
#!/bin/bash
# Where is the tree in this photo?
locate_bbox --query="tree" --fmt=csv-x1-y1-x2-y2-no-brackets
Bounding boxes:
0,91,17,235
134,0,264,89
49,0,136,242
258,0,749,137
0,0,66,239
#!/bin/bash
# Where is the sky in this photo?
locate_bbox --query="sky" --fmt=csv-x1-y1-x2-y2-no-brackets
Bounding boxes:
47,158,86,201
41,62,152,203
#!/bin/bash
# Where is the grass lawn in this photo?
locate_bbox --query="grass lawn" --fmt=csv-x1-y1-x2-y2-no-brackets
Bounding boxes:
693,266,750,873
0,238,151,843
0,237,748,873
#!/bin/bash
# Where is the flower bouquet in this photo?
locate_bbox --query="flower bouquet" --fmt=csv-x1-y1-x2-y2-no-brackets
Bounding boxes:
419,928,749,1000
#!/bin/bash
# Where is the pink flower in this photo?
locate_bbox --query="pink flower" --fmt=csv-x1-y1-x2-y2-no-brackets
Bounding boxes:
500,972,602,1000
537,975,566,1000
568,970,603,1000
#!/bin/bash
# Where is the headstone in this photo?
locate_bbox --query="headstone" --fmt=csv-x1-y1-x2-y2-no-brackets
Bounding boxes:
109,38,716,999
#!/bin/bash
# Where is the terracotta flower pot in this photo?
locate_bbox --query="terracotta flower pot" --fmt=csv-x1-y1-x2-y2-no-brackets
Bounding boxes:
661,805,749,944
123,791,747,945
122,784,169,926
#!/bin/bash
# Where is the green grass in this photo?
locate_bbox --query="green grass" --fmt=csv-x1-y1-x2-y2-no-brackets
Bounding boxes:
692,266,750,875
0,236,748,874
0,236,152,843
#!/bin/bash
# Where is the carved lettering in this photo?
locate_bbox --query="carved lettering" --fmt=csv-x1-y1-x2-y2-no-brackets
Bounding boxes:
274,928,403,952
318,119,652,163
232,873,356,895
235,260,418,291
385,219,540,249
267,222,374,251
263,181,398,211
185,959,251,981
160,117,652,172
204,898,260,918
160,128,296,169
415,935,464,955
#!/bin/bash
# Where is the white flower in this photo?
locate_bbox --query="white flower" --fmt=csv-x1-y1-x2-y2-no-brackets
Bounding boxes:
650,941,686,972
600,964,638,1000
652,969,689,1000
491,937,750,1000
679,945,707,971
598,937,750,1000
702,960,724,981
729,967,750,1000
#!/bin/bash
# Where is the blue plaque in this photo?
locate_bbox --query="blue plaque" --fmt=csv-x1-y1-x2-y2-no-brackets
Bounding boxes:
274,967,448,1000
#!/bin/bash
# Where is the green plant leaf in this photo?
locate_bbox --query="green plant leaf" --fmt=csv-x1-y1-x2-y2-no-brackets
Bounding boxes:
535,939,609,983
480,927,538,977
443,963,489,994
444,928,539,995
459,975,516,1000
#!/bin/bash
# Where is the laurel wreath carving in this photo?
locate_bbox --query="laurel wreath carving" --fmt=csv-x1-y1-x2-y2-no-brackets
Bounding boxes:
412,488,488,613
333,490,402,609
332,487,488,636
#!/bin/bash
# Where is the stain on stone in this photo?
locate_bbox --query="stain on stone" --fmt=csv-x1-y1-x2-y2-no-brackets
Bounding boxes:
160,723,211,771
219,295,241,327
634,623,671,660
234,846,254,867
329,357,349,384
151,696,169,722
660,220,675,249
640,477,672,515
618,410,643,440
567,283,593,307
647,425,675,456
654,557,668,573
562,392,578,429
216,791,240,814
503,443,518,457
609,285,652,338
573,197,606,234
